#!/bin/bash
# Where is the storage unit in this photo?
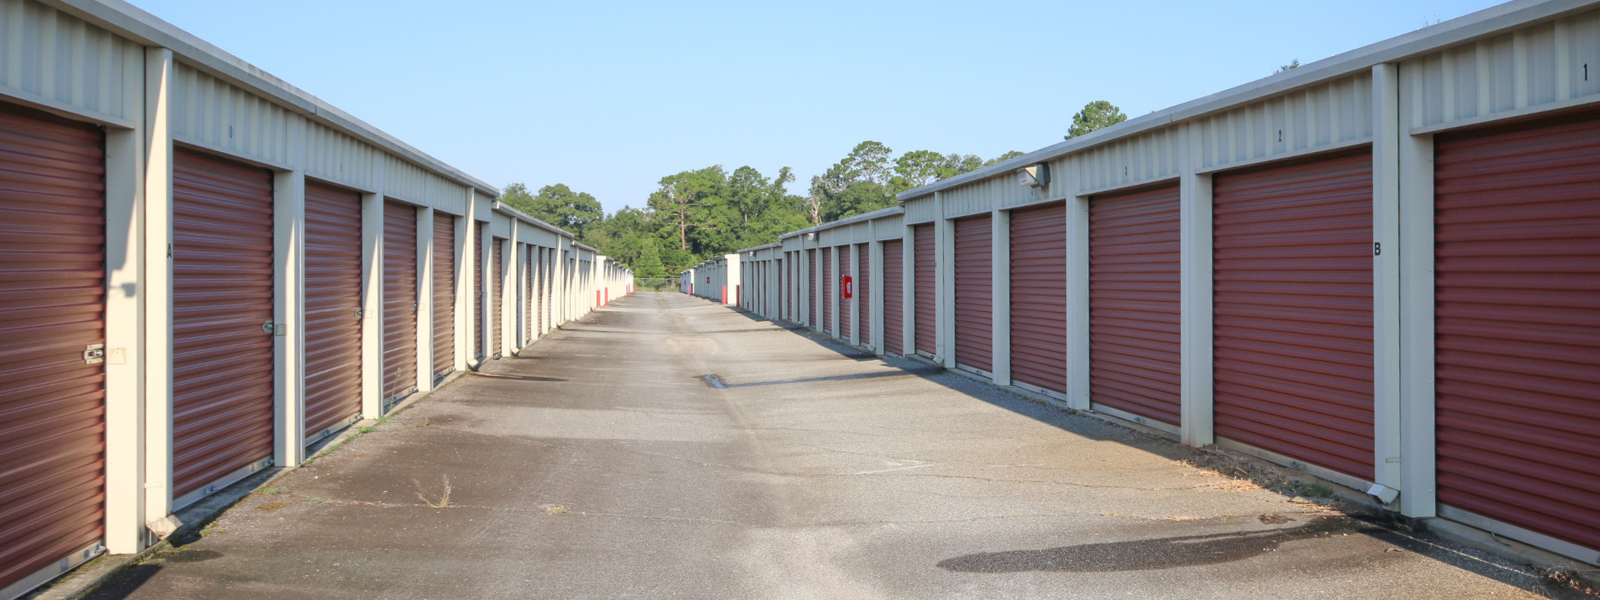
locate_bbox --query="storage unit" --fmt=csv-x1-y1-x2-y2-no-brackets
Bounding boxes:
302,182,363,444
882,240,904,356
492,238,503,358
1089,186,1181,424
432,212,455,379
1212,151,1374,480
0,105,106,594
1010,202,1068,395
474,222,485,360
1433,111,1600,553
913,224,936,357
953,215,993,374
382,201,418,406
171,149,275,504
856,243,870,346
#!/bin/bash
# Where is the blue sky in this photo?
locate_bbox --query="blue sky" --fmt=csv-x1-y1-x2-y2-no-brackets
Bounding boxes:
133,0,1503,214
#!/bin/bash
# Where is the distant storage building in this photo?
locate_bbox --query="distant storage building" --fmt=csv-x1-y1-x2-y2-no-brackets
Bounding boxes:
732,0,1600,568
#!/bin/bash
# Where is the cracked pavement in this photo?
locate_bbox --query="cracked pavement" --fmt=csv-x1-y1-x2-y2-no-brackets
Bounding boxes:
85,292,1550,599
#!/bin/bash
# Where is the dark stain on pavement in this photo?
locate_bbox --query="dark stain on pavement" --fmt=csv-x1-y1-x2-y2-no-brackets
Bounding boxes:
939,516,1359,573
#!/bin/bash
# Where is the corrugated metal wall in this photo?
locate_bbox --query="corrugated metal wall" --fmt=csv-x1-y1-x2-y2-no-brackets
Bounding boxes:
171,149,275,501
1089,185,1182,425
913,224,936,356
384,156,428,205
304,123,377,193
1409,11,1600,130
953,215,993,373
170,63,293,168
1197,73,1375,172
1433,110,1600,553
1009,202,1068,395
0,104,106,593
0,0,137,123
941,180,996,219
302,182,363,442
905,197,936,223
1078,128,1184,196
1212,151,1375,480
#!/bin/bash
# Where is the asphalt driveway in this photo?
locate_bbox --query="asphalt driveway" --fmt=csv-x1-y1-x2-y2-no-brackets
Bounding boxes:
79,292,1553,599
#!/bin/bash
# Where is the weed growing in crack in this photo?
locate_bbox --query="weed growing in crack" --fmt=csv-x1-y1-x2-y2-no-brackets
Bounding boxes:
414,475,452,508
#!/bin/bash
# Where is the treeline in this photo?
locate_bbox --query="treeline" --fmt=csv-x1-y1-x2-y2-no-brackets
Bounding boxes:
501,141,1023,278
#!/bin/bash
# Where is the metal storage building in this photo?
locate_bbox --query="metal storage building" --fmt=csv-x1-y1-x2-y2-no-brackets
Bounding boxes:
730,0,1600,568
0,0,631,596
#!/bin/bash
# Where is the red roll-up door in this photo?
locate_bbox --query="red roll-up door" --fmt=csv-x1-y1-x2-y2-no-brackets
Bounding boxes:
954,215,993,374
1434,111,1600,553
492,238,503,358
882,240,904,355
474,222,484,360
432,212,455,379
382,200,417,406
1010,202,1067,395
808,249,817,328
1089,186,1181,424
1213,151,1374,480
838,247,851,339
857,243,870,346
172,149,275,502
913,224,937,357
303,182,362,444
0,104,106,593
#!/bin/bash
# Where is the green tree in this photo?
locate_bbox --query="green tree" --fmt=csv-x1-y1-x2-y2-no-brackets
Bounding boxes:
500,182,604,239
825,181,896,222
632,237,666,278
1065,100,1128,140
984,150,1026,166
1276,59,1300,74
647,167,725,251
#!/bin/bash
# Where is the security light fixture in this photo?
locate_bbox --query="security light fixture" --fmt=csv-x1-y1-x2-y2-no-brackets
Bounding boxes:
1018,163,1050,188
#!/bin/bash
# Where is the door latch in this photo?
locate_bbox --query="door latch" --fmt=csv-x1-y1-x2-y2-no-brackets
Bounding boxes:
262,319,274,335
83,344,105,365
355,308,364,319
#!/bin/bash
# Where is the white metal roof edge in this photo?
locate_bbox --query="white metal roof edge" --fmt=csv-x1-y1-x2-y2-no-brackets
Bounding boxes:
780,205,905,240
491,202,577,239
45,0,504,197
896,0,1598,201
734,242,783,254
